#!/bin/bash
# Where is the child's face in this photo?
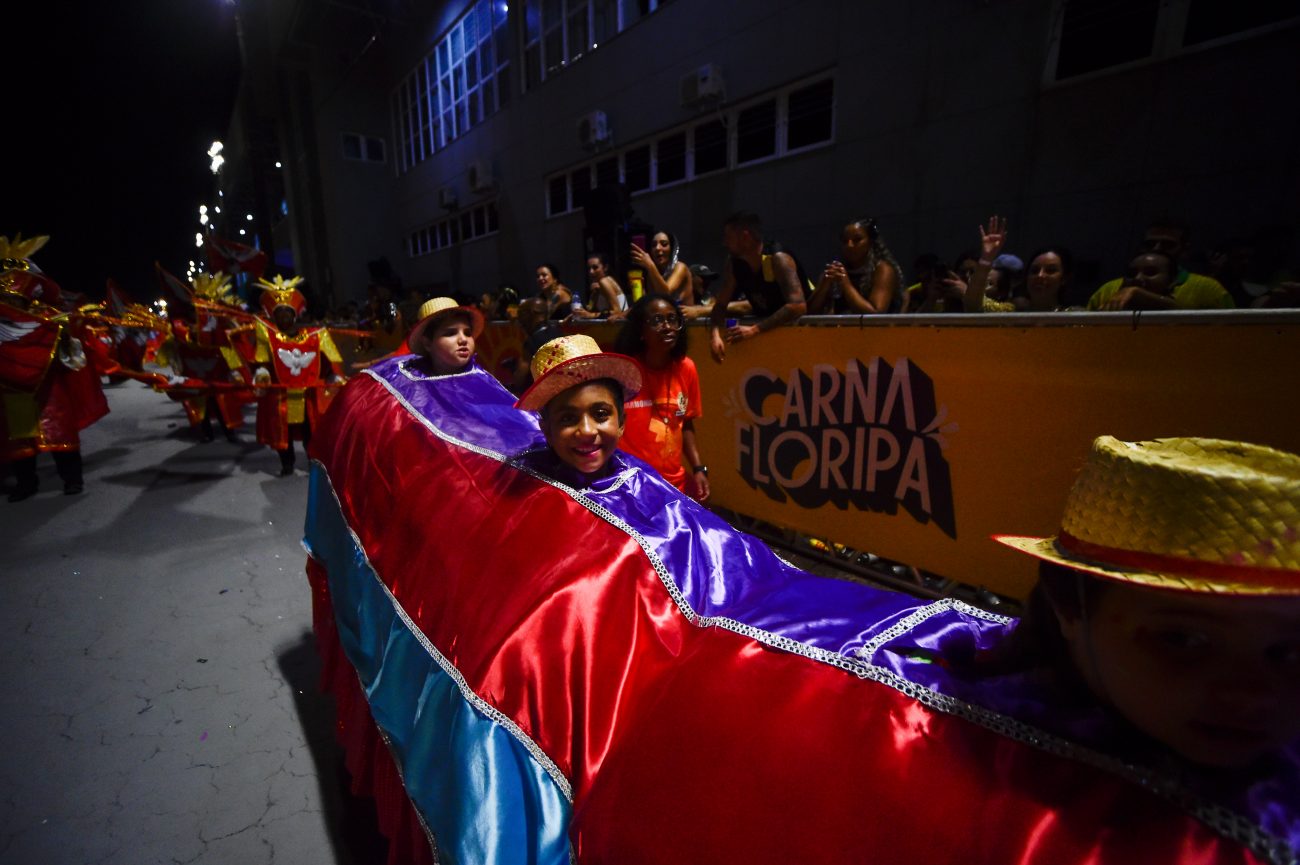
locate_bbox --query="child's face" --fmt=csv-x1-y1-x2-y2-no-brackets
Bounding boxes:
1062,581,1300,768
422,315,474,374
541,381,624,478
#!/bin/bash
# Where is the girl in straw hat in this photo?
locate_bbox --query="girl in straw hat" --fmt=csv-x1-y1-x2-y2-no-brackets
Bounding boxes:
514,333,641,484
989,435,1300,773
405,297,485,376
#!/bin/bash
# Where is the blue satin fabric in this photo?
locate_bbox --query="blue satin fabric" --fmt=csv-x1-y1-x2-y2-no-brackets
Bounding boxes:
362,355,1300,858
305,465,572,865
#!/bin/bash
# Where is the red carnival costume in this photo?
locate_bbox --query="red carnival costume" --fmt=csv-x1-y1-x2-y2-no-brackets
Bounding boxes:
153,270,253,441
247,276,342,475
0,235,109,500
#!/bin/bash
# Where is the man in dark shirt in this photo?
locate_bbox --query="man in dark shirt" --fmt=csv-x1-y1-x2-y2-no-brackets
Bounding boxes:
510,297,564,395
708,211,810,363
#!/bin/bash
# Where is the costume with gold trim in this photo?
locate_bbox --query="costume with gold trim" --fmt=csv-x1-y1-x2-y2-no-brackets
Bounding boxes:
249,276,343,451
0,236,109,463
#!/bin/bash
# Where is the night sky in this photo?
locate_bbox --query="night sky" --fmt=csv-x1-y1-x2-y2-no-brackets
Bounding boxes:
8,1,242,304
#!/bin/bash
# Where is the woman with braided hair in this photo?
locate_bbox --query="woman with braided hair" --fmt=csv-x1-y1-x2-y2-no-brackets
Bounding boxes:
808,216,903,315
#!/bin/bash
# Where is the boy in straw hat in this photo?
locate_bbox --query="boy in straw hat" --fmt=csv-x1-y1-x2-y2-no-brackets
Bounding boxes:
405,296,485,375
514,333,641,484
992,435,1300,772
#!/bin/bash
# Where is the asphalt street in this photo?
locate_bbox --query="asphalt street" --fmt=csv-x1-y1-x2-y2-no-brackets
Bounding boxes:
0,380,386,864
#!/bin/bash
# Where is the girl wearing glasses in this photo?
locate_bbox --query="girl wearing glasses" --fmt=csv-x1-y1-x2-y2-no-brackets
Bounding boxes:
613,293,710,502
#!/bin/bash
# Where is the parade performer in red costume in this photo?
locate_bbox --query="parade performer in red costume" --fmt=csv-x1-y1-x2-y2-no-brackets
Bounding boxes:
1,235,109,501
154,270,252,442
249,275,341,475
305,316,1299,865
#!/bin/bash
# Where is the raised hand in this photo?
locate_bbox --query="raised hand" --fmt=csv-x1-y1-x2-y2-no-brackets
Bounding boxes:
979,215,1008,262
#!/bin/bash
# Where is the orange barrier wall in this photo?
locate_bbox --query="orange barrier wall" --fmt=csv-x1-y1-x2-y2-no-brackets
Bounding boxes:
478,312,1300,600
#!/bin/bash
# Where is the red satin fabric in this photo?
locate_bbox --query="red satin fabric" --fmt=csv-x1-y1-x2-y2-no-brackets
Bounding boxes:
311,375,1265,865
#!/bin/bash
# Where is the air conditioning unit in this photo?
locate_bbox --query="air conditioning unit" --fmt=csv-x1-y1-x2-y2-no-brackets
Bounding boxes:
577,110,611,149
679,63,725,107
467,158,495,193
438,187,458,209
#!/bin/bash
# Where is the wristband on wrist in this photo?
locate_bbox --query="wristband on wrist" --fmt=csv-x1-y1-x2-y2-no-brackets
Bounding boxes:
693,465,708,476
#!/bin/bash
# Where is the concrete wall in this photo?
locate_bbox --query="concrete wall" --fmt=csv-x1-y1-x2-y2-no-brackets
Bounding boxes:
250,0,1299,306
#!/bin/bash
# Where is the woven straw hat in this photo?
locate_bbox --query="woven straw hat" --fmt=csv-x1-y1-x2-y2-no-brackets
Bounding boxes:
515,333,641,412
407,296,485,349
995,436,1300,595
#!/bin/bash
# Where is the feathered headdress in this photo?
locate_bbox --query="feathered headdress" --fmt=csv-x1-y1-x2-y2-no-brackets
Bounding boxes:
256,274,307,318
1,234,61,304
192,271,239,307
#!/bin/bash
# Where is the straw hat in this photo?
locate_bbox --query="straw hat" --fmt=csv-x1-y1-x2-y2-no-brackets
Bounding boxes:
407,296,485,349
515,333,641,412
995,436,1300,595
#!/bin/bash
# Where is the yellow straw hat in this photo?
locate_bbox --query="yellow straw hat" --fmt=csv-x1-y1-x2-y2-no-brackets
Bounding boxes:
515,333,641,412
995,436,1300,595
408,296,485,348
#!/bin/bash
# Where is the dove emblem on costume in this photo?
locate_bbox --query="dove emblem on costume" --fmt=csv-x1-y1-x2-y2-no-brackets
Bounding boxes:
278,347,317,376
0,318,41,343
184,357,218,377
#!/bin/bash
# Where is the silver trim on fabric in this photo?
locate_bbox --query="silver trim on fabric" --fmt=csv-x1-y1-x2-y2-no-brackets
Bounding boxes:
395,357,480,382
356,368,1295,865
855,598,1011,663
312,457,575,805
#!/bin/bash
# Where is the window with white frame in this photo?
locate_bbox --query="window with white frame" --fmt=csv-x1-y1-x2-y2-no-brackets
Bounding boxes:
1045,0,1299,84
544,75,835,218
342,133,387,163
407,200,501,257
521,0,667,91
394,0,512,174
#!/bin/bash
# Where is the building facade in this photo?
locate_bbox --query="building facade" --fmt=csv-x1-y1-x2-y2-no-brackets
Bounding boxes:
227,0,1299,310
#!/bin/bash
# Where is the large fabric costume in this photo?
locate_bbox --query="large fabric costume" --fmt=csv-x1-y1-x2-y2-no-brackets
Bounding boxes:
303,356,1296,865
1,237,109,497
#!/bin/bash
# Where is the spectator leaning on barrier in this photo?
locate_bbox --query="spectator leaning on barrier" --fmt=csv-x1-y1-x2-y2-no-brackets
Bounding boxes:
1088,249,1233,311
1020,246,1078,311
708,211,812,363
510,296,564,396
569,252,628,320
807,217,903,315
947,215,1017,313
1088,219,1234,311
535,263,573,320
900,254,963,313
630,230,693,305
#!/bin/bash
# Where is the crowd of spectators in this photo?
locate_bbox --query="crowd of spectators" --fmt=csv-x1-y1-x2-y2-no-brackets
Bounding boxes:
318,211,1299,359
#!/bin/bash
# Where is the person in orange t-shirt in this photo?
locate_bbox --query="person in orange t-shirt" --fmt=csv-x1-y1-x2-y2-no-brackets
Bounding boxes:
613,293,709,501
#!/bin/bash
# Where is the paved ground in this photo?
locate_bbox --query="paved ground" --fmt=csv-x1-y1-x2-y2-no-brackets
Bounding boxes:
0,380,386,865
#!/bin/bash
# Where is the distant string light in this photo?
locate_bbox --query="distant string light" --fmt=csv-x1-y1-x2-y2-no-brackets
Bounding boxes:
208,141,225,174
